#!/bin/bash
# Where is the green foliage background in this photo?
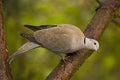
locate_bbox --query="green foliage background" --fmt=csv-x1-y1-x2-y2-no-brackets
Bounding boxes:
3,0,120,80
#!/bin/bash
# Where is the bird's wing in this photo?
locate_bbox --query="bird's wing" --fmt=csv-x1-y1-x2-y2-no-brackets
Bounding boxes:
24,25,57,31
21,33,42,45
21,33,36,42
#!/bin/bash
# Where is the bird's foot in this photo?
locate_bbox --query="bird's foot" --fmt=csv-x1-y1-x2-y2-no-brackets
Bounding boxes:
61,56,72,63
61,56,72,70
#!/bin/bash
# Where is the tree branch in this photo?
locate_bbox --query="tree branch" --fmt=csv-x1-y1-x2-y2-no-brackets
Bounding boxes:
0,0,12,80
114,13,120,18
96,0,101,5
112,19,120,27
46,0,120,80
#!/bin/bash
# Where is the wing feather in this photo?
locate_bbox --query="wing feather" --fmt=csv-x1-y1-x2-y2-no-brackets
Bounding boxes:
24,25,57,31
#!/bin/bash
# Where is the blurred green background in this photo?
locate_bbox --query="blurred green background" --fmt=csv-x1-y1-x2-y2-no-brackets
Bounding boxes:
3,0,120,80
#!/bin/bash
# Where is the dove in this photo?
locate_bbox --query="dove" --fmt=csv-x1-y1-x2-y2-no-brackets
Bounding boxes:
7,24,99,64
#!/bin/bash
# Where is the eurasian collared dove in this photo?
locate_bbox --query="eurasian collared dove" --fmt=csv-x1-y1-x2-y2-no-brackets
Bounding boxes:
7,24,99,64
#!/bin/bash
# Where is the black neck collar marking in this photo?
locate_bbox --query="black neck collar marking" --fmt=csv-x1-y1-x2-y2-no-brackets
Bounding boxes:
84,37,86,44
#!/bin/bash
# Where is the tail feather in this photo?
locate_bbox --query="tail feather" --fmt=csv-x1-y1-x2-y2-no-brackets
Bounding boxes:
7,42,40,64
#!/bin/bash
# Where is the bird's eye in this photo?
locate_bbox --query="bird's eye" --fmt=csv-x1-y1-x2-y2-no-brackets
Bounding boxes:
94,42,96,45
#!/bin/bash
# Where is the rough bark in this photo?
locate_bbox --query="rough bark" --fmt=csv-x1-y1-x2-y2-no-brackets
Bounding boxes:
0,0,12,80
46,0,120,80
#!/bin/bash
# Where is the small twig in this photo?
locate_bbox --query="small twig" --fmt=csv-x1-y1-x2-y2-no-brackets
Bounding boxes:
96,0,101,5
112,19,120,27
96,0,102,11
114,13,120,18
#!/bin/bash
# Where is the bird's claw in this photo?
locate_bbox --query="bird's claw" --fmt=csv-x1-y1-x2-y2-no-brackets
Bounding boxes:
61,56,72,63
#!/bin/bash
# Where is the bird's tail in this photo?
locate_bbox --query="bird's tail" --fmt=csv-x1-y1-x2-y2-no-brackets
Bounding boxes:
7,42,40,64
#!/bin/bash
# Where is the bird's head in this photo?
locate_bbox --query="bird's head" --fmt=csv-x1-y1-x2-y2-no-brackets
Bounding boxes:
85,38,99,51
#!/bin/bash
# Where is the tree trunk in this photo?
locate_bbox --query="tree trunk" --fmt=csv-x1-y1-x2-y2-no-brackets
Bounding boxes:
46,0,120,80
0,0,12,80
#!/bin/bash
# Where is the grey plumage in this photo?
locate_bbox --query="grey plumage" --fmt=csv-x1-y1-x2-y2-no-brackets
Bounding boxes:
8,24,99,64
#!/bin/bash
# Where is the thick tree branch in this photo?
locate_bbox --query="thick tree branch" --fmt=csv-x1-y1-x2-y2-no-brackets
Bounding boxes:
46,0,120,80
0,0,12,80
